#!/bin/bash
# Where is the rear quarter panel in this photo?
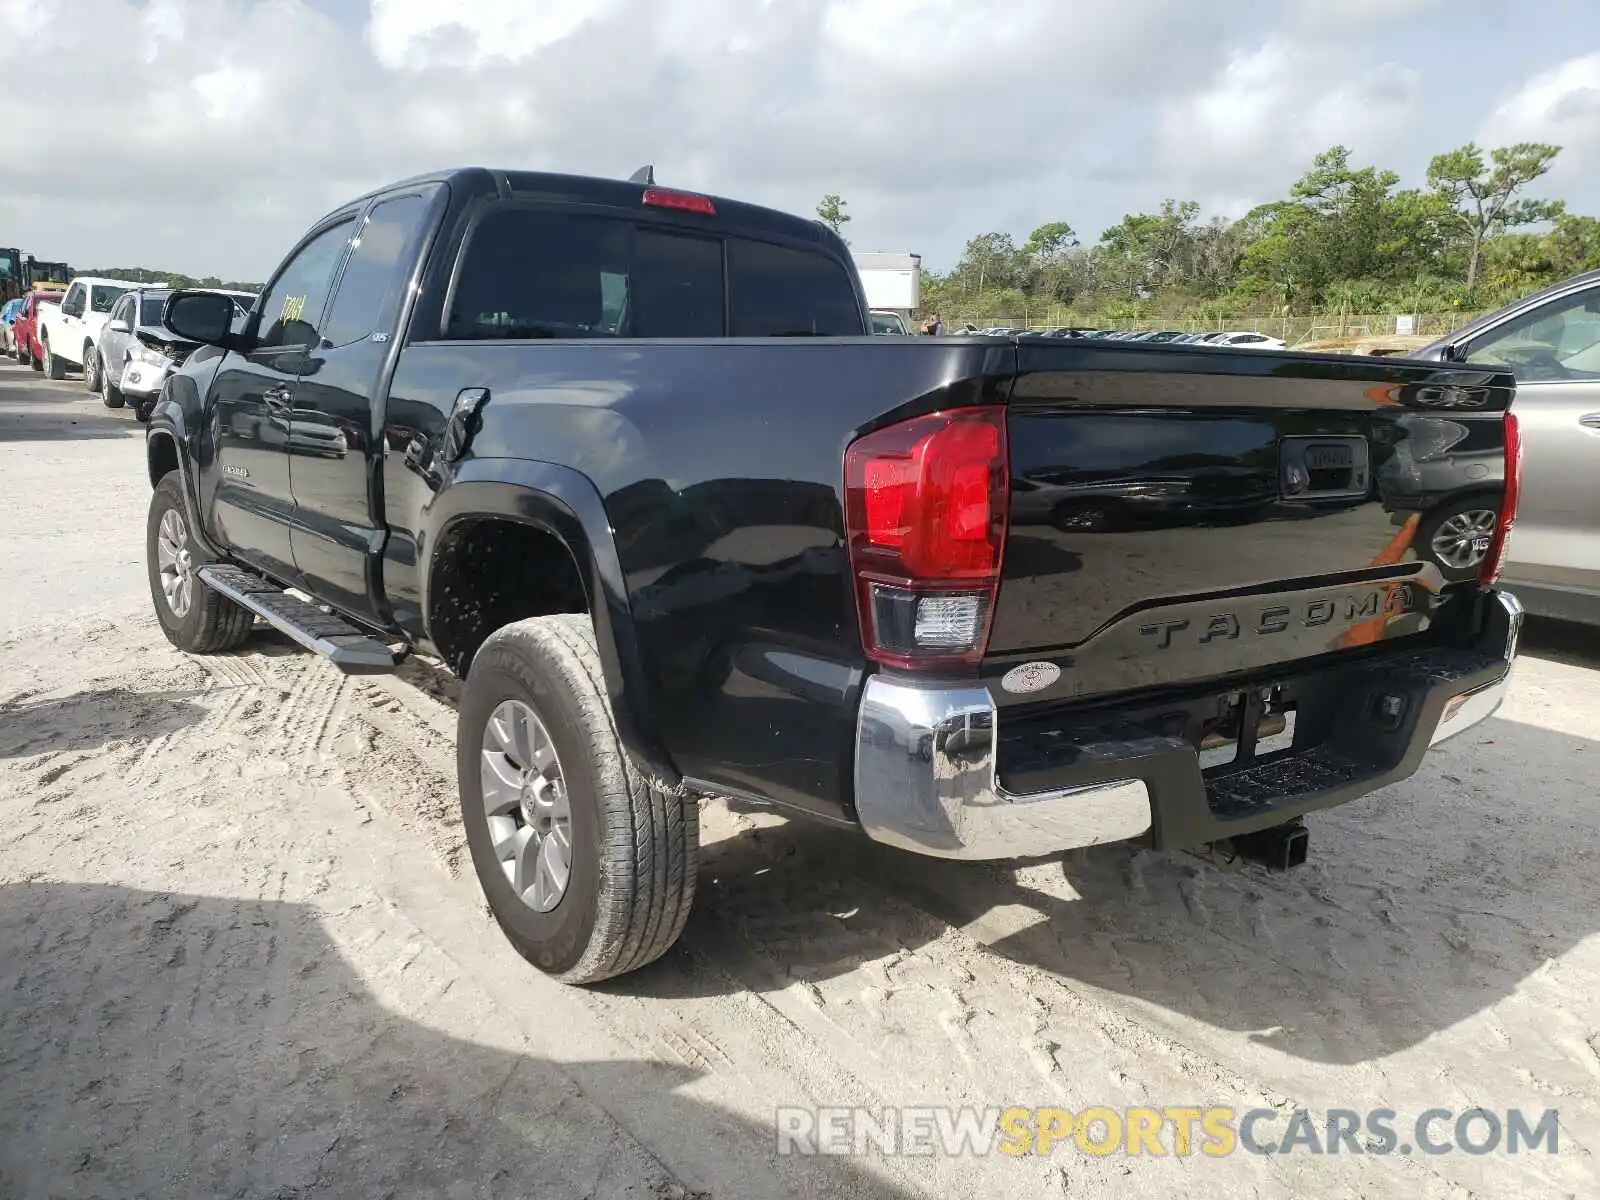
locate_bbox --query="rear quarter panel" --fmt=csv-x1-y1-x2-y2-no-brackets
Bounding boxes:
384,337,1013,819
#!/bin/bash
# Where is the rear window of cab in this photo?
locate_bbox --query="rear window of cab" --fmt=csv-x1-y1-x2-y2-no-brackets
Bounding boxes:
445,207,864,340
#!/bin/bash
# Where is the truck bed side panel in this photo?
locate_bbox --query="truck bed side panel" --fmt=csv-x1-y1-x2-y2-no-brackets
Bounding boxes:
384,338,1012,820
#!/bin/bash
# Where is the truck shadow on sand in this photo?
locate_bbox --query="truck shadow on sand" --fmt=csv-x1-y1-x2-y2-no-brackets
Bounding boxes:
620,714,1598,1068
0,881,918,1200
0,687,207,760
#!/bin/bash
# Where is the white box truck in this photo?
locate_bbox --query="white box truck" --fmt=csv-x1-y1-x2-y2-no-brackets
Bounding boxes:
852,250,921,330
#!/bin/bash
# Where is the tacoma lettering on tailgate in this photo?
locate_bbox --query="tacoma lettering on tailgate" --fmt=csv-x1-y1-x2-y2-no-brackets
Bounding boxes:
1138,584,1417,651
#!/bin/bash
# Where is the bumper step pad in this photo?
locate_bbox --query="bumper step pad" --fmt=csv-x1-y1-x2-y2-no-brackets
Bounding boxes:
198,564,400,675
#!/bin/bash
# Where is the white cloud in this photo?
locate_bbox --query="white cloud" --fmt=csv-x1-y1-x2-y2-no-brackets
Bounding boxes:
1483,53,1600,175
1157,38,1422,201
367,0,615,70
0,0,1590,282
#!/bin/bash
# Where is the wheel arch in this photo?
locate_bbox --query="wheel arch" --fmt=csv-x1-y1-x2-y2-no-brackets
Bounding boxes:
145,409,224,559
420,459,676,785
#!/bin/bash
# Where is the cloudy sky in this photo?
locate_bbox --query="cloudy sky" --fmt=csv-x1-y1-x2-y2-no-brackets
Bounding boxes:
2,0,1597,282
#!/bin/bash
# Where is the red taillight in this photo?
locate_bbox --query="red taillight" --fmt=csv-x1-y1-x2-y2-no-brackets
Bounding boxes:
642,187,716,215
844,407,1008,669
1480,409,1521,585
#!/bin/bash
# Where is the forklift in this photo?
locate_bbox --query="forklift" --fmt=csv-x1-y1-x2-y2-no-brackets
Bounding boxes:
0,249,22,305
23,256,72,289
0,251,72,303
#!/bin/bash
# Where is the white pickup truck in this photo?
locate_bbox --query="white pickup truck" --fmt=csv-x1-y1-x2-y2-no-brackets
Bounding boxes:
36,276,144,384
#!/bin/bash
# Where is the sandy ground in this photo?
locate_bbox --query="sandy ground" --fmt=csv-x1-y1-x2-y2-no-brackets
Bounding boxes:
1,360,1597,1199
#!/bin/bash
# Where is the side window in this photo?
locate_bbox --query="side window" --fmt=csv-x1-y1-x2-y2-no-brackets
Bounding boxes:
726,238,864,336
111,295,132,325
321,193,430,348
61,284,83,316
254,219,358,351
1470,288,1600,382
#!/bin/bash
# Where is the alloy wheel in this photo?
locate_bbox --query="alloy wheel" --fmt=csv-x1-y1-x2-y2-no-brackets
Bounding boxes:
480,699,573,913
155,508,195,618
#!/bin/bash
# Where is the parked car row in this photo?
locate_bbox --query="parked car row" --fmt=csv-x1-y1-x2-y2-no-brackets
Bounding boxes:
2,277,256,419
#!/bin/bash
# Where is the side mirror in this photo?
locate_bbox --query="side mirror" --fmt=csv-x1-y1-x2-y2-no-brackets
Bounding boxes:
107,318,131,334
163,290,241,348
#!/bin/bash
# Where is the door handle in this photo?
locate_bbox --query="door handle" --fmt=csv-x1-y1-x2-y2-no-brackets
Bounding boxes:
402,434,442,490
263,385,292,411
1579,413,1600,434
441,388,491,463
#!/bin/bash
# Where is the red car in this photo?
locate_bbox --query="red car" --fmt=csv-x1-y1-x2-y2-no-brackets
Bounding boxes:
12,290,60,371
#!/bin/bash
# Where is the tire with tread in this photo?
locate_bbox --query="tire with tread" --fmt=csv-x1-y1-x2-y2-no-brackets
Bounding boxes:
102,356,125,409
42,339,63,379
458,613,698,985
84,342,101,393
146,473,254,654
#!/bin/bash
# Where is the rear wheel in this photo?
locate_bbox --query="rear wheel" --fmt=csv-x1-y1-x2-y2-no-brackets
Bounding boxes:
146,474,254,654
42,340,63,379
458,614,698,985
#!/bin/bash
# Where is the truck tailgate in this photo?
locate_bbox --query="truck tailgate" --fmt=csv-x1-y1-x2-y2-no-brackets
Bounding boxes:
987,342,1516,700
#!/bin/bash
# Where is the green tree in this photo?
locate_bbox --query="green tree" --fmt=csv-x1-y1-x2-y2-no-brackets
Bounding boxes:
1426,142,1563,289
1235,147,1405,305
1098,200,1201,298
1547,212,1600,276
1020,221,1079,302
953,232,1022,295
816,194,850,239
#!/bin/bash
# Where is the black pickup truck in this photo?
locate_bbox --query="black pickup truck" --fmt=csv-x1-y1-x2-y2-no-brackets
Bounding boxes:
144,167,1524,984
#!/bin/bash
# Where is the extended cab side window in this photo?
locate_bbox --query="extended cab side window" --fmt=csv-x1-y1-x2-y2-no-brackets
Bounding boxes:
254,219,358,352
1469,287,1600,382
320,194,430,348
61,284,83,317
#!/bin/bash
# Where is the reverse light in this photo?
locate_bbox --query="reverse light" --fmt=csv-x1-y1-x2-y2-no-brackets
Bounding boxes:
844,407,1009,669
642,187,716,215
1480,409,1521,586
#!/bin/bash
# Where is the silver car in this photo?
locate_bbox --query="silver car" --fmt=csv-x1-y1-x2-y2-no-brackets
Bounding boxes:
96,287,256,417
1417,268,1600,625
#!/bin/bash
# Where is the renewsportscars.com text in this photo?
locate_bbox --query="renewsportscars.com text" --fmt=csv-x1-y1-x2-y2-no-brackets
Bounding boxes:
774,1105,1561,1159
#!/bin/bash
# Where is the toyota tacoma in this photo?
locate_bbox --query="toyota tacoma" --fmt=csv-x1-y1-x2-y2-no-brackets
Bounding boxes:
143,167,1524,984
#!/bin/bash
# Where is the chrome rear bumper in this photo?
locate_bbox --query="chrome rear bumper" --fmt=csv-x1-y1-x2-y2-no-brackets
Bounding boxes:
852,590,1523,861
